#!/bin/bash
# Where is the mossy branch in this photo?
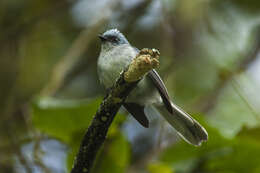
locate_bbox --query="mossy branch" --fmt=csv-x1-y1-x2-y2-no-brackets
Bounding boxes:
70,48,160,173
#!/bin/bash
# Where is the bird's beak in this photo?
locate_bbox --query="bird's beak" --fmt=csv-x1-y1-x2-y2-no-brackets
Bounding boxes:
98,34,106,42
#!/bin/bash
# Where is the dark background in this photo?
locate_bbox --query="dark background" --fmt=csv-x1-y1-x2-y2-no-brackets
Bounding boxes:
1,0,260,172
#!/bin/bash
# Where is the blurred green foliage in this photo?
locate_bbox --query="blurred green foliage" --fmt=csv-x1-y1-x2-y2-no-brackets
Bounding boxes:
32,97,102,143
160,116,260,173
1,0,260,173
32,97,129,172
147,162,173,173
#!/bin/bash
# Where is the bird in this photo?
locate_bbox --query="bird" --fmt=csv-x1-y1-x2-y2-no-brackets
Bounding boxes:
97,29,208,146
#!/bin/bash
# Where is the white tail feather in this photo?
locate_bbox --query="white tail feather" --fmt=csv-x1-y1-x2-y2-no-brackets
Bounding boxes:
155,102,208,146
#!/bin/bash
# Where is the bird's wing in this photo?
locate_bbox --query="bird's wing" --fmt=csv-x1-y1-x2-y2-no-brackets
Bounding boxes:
133,46,173,113
131,47,208,145
147,69,173,114
148,70,208,145
123,103,149,128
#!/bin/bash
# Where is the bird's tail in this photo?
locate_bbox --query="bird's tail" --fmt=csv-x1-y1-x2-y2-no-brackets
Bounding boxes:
154,102,208,146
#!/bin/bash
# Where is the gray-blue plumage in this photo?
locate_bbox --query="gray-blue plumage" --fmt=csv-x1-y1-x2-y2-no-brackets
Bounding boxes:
97,29,208,146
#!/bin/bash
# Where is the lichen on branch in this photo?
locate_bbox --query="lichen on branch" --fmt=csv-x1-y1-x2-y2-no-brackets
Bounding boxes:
124,48,160,82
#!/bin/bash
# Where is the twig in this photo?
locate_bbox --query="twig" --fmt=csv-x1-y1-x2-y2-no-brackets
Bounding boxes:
40,18,107,96
231,78,260,121
70,48,160,173
33,134,52,173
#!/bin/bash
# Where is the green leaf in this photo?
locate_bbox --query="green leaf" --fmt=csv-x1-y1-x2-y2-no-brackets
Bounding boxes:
205,137,260,173
32,97,102,143
160,116,260,173
147,162,174,173
91,133,130,173
238,126,260,142
32,97,130,172
207,80,260,138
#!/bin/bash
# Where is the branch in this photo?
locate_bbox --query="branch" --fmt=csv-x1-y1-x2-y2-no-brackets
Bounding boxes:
70,48,160,173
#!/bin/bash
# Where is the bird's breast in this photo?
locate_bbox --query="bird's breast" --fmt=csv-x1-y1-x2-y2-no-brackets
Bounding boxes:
98,45,137,88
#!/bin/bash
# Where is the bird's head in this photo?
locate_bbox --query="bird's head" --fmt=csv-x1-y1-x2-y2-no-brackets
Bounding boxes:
99,29,129,50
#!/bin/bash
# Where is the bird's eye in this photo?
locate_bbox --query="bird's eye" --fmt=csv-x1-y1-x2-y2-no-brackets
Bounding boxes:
108,36,118,43
113,38,118,42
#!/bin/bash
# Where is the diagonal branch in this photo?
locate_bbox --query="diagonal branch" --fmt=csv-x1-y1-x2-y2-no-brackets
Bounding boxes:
70,48,160,173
